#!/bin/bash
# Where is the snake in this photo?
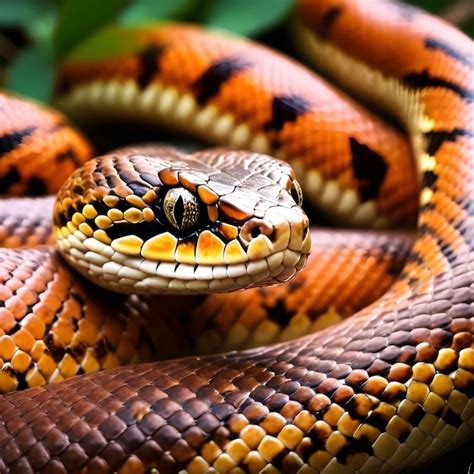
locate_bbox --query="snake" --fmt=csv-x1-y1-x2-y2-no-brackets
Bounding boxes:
0,0,473,472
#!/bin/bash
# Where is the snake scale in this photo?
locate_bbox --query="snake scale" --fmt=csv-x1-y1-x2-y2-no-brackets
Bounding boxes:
0,0,473,472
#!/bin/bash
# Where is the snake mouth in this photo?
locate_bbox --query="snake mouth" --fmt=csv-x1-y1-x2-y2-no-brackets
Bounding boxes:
57,232,311,294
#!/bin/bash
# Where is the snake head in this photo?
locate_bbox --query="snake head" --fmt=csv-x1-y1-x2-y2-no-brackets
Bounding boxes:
53,146,311,294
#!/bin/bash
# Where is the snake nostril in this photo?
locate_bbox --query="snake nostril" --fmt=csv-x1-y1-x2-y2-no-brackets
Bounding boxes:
240,218,274,246
251,227,262,238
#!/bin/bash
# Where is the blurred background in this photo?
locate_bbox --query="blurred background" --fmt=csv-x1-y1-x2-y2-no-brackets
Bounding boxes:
1,0,473,103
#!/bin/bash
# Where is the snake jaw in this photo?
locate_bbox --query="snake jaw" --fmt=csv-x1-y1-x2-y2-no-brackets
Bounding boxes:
54,146,311,295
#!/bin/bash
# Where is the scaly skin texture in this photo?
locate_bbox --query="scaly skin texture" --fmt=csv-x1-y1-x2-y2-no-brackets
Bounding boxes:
0,247,154,394
144,229,414,359
0,93,93,196
0,197,55,247
0,1,473,473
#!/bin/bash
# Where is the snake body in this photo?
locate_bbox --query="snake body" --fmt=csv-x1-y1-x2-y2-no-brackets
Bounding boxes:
0,0,473,472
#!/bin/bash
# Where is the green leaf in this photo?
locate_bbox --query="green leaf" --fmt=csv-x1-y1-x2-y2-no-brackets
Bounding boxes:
202,0,294,36
460,15,474,37
407,0,452,14
0,0,56,27
65,26,150,63
120,0,194,25
54,0,130,60
6,43,55,102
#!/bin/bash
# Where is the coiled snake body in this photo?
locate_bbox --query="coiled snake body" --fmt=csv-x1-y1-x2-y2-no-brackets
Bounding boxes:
0,0,473,472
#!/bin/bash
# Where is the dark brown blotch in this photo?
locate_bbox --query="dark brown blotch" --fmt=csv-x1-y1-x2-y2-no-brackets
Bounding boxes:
349,137,388,201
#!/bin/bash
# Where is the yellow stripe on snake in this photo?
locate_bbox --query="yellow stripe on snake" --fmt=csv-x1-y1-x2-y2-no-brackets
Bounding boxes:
0,0,473,472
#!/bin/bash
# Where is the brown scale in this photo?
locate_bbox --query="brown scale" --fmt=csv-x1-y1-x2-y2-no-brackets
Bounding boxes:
0,1,473,473
0,197,55,247
0,93,93,196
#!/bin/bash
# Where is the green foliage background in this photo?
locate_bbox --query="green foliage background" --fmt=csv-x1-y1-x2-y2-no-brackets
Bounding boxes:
0,0,472,103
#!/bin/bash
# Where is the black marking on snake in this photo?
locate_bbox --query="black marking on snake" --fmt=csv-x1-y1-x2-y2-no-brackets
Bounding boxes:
27,177,47,196
45,333,66,362
345,395,373,421
55,211,68,227
349,137,388,200
408,404,425,426
440,241,458,264
407,250,424,265
403,70,473,101
398,427,411,444
137,44,165,89
0,126,35,154
320,6,342,37
419,223,457,264
336,437,374,465
0,167,20,192
422,170,438,189
425,128,473,155
425,38,473,67
73,185,84,195
271,450,288,470
265,95,310,131
95,337,110,361
365,410,388,431
265,297,296,326
106,219,171,241
56,146,82,167
194,57,250,104
306,427,329,452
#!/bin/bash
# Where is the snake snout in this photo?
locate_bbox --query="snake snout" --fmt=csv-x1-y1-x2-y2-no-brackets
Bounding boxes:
237,206,311,284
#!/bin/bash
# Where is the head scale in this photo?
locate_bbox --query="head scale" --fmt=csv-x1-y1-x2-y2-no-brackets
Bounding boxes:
54,146,311,294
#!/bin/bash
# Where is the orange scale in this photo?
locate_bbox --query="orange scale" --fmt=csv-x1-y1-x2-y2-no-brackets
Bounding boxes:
61,298,83,320
158,53,210,89
77,319,100,346
422,90,470,130
431,193,468,225
5,276,24,292
4,296,28,320
0,285,13,301
422,50,473,86
282,126,348,171
21,315,46,340
53,320,75,347
437,176,470,203
210,73,272,128
422,212,466,253
0,308,16,334
11,328,35,352
43,289,67,312
412,235,450,276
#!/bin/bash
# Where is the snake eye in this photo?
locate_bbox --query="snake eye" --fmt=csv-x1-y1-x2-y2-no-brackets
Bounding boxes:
163,188,200,231
290,180,303,207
